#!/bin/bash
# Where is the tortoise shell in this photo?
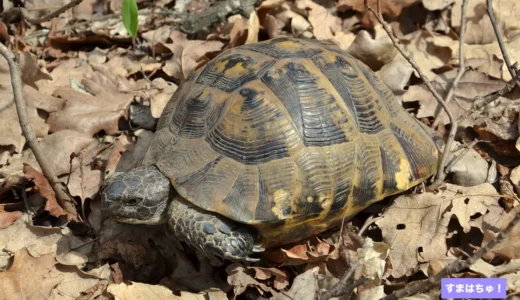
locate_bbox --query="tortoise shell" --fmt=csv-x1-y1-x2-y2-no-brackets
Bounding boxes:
141,37,439,246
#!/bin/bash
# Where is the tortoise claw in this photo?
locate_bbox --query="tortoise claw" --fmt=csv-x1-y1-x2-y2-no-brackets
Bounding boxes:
245,256,261,262
253,246,265,252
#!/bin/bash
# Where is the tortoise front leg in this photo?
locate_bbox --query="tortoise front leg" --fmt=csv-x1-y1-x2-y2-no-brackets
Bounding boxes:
168,197,264,262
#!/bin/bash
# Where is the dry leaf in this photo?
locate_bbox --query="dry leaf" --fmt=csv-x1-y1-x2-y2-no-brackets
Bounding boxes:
24,130,98,176
347,30,397,70
163,31,224,81
108,281,225,299
0,248,61,300
398,30,455,80
0,206,23,229
272,267,318,300
24,165,76,221
246,11,260,44
48,87,132,137
49,264,101,299
249,266,289,290
451,0,486,28
511,165,520,195
376,183,499,278
487,206,520,259
265,238,335,265
491,0,520,40
338,0,420,28
422,0,455,10
227,263,277,296
0,214,92,269
402,69,506,124
296,0,342,40
377,60,414,95
65,166,103,201
457,37,520,81
0,57,52,154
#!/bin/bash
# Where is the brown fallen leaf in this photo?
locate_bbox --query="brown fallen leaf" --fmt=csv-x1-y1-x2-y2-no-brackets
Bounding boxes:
451,0,485,28
486,206,520,260
162,31,224,81
246,11,260,44
397,30,455,80
490,0,520,40
511,165,520,195
422,0,455,10
65,165,103,201
455,36,520,81
107,281,227,300
249,266,290,290
464,12,497,45
402,69,506,124
76,282,107,300
0,206,23,229
376,183,499,278
227,263,277,296
264,238,335,265
356,238,389,299
48,86,132,137
272,267,318,300
0,248,61,300
1,215,68,260
296,0,342,41
0,57,53,154
377,60,414,95
338,0,420,28
49,264,104,299
23,165,77,221
347,30,397,70
24,130,98,176
104,134,135,177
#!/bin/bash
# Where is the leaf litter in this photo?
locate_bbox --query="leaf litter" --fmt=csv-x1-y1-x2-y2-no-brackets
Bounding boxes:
1,0,520,298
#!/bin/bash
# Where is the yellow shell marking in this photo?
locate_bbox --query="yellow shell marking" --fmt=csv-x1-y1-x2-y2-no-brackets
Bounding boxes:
394,157,413,191
272,189,291,219
214,59,249,78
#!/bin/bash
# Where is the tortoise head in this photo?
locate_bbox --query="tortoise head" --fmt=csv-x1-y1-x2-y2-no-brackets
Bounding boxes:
101,165,173,225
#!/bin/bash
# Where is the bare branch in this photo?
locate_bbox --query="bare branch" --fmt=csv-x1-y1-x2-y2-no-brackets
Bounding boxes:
4,0,83,25
458,70,520,123
0,43,78,219
487,0,519,86
318,263,368,300
431,0,468,129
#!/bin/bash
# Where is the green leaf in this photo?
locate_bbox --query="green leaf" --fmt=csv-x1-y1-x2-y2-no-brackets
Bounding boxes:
122,0,138,38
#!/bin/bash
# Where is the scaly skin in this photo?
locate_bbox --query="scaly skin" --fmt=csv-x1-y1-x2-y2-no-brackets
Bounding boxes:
101,165,262,262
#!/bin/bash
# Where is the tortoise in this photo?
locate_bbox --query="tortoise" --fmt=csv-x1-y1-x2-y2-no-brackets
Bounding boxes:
101,37,439,262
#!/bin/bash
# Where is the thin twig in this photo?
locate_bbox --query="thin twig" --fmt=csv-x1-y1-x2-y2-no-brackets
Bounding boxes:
443,138,479,175
487,0,519,86
6,0,84,25
0,44,78,219
364,6,458,189
431,0,468,129
457,71,520,122
319,263,368,300
380,209,520,300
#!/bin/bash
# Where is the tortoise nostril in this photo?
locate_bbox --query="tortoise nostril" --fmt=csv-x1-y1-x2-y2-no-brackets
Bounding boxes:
124,198,140,206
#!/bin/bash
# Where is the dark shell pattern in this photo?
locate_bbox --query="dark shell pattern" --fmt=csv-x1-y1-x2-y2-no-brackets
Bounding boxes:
140,37,439,246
